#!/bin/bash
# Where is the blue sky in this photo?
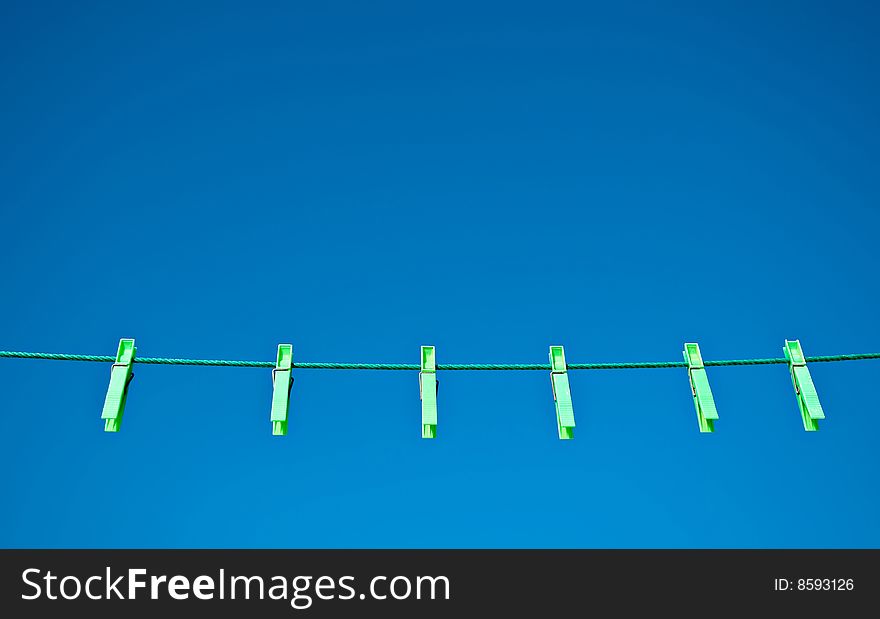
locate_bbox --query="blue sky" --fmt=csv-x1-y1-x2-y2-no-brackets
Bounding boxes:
1,1,878,548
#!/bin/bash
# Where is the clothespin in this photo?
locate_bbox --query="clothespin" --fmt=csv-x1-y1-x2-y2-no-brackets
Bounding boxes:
101,338,136,432
420,346,437,438
783,339,825,431
270,344,294,436
549,345,575,439
683,343,718,433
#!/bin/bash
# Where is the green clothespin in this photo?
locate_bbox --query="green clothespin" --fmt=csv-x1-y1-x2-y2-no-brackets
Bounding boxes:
784,339,825,431
270,344,294,436
101,338,136,432
549,345,575,439
420,346,437,438
683,342,718,433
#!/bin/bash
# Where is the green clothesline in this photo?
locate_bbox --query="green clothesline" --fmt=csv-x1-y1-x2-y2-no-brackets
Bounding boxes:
0,349,879,369
2,343,877,437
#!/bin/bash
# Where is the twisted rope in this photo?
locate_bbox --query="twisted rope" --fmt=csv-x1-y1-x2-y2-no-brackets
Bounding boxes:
1,350,879,369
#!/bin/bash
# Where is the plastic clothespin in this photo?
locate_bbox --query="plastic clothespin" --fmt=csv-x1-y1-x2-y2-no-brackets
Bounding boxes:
420,346,437,438
101,338,136,432
270,344,294,436
549,345,575,439
783,339,825,431
683,343,718,433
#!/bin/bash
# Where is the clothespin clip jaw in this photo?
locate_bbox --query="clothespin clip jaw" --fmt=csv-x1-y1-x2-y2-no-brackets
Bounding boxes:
419,346,437,439
101,338,136,432
784,340,825,431
270,344,294,436
549,345,575,439
683,343,718,433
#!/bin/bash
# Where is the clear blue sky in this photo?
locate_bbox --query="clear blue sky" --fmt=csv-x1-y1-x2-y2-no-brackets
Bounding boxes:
1,1,878,548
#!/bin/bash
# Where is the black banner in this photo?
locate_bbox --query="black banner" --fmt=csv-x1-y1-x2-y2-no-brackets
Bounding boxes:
1,550,876,616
